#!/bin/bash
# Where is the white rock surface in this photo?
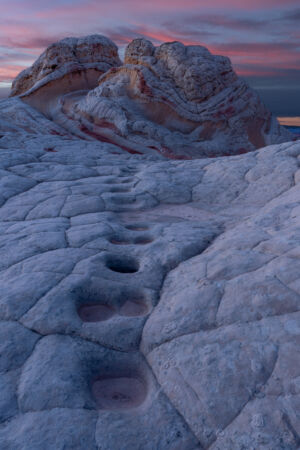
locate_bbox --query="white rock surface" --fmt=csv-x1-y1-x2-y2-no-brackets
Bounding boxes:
0,36,299,449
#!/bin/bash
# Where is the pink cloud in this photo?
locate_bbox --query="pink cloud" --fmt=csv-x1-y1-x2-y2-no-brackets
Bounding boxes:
34,0,300,19
0,64,28,82
0,21,62,50
115,26,300,72
0,1,298,85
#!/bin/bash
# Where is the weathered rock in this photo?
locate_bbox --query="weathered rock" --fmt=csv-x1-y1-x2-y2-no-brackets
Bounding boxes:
69,38,291,158
10,35,121,97
0,42,299,449
0,369,20,423
9,35,292,158
0,322,39,372
0,408,98,450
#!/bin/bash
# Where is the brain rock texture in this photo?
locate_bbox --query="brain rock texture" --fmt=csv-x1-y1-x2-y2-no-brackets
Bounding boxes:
1,34,299,449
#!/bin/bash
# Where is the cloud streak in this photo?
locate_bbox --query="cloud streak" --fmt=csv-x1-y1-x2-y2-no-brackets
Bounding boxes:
0,0,299,92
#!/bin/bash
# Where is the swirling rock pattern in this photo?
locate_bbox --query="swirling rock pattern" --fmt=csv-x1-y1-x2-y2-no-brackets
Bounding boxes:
1,35,299,449
11,35,291,159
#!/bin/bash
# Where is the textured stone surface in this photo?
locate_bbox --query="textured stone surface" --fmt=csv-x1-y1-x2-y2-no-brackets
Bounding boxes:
0,36,299,449
10,35,121,97
72,38,291,158
10,35,292,158
0,409,98,450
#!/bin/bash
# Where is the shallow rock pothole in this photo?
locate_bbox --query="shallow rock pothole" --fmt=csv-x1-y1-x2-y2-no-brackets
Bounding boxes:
125,224,149,231
133,236,153,245
110,196,136,204
77,303,115,322
106,256,139,274
119,300,149,317
92,376,147,410
78,299,148,321
109,187,131,193
109,238,132,245
109,235,153,245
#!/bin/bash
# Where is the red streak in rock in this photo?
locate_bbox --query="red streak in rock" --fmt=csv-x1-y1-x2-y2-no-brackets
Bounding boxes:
79,124,143,155
50,130,65,136
149,145,191,160
213,110,223,119
95,119,118,132
214,105,235,119
138,72,153,96
44,147,57,152
109,67,119,74
236,147,249,154
224,106,235,117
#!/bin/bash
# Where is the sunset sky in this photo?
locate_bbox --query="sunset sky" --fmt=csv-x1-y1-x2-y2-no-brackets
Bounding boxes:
0,0,299,115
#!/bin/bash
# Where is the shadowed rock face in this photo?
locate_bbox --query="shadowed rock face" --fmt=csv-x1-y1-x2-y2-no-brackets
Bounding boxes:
10,35,291,159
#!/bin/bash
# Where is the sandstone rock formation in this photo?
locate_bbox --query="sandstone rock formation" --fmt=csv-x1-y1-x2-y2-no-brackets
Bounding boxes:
10,36,291,158
10,35,121,119
72,38,291,158
0,35,299,449
11,35,121,97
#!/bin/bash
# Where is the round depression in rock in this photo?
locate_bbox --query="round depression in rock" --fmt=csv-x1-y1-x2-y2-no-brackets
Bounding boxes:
119,300,149,317
125,224,149,231
109,237,132,245
109,187,130,193
134,236,153,245
106,256,139,273
78,304,115,322
92,376,147,410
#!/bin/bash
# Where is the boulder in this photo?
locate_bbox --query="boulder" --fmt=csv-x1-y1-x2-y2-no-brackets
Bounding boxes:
10,36,291,158
71,38,291,158
10,35,121,97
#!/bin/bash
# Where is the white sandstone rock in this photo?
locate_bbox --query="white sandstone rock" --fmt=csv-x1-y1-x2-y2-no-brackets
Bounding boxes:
0,36,299,449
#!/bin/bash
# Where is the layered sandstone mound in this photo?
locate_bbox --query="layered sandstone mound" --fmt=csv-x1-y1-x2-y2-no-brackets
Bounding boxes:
10,35,292,159
70,38,291,158
10,35,121,116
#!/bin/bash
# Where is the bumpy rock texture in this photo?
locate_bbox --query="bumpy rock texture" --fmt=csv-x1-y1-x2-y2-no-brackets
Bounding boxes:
10,36,291,158
10,35,121,97
1,35,299,449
